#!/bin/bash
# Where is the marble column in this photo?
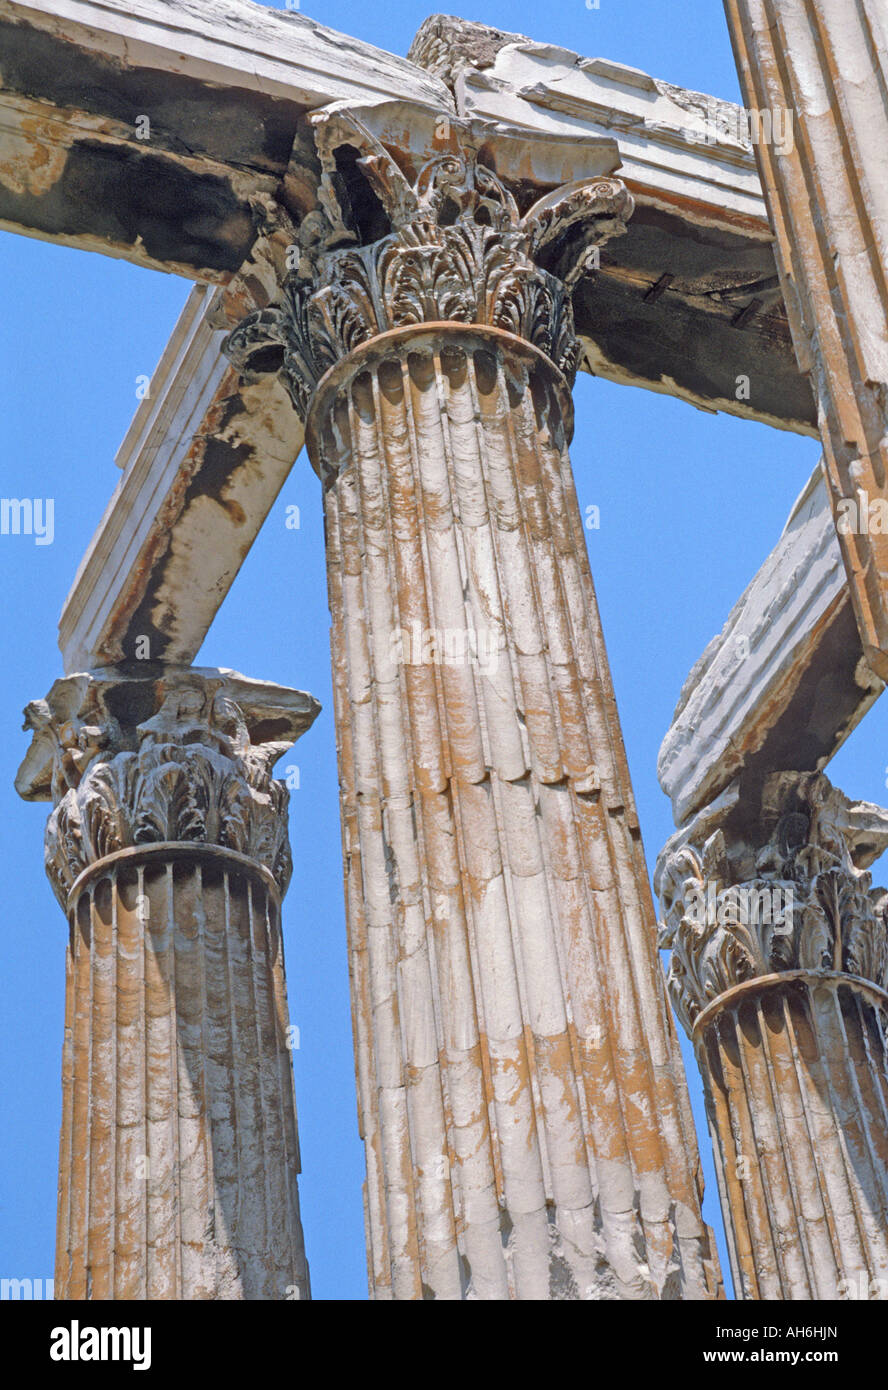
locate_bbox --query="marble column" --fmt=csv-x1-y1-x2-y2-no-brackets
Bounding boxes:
225,108,721,1300
723,0,888,678
657,771,888,1299
15,665,319,1300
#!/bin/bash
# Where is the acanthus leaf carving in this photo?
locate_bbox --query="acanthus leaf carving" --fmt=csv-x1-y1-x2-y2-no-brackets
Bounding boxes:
655,771,888,1035
222,111,632,422
17,668,319,908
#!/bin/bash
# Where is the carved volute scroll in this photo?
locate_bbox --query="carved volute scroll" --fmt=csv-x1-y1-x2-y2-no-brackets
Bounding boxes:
222,107,633,421
655,771,888,1036
15,666,320,906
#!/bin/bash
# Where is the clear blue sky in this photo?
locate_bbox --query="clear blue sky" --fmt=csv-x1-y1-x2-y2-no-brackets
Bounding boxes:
2,0,885,1301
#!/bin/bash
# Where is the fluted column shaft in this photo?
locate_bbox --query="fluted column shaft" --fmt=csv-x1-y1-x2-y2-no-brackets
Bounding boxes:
309,323,717,1300
17,666,319,1300
723,0,888,676
224,108,722,1300
657,770,888,1300
697,973,888,1300
58,844,306,1300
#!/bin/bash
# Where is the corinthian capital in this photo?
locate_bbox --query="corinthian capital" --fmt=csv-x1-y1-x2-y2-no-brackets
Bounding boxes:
655,772,888,1035
222,105,633,419
15,667,320,907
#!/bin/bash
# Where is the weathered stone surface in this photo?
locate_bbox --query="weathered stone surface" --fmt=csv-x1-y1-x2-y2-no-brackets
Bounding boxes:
2,0,450,107
225,105,630,423
0,0,452,275
656,772,888,1299
226,112,722,1301
16,666,319,1300
416,15,766,216
58,100,624,672
319,329,719,1300
411,16,817,434
57,845,309,1300
657,771,888,1032
14,0,886,1308
17,665,319,904
55,25,823,681
724,0,888,677
0,2,816,427
408,14,529,88
659,465,884,827
59,283,305,672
